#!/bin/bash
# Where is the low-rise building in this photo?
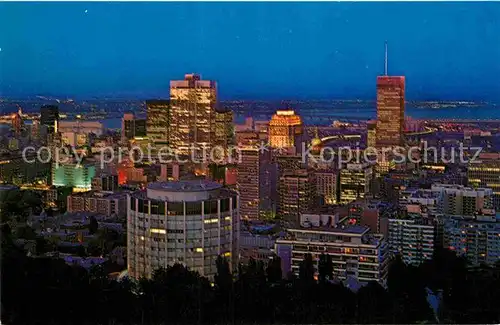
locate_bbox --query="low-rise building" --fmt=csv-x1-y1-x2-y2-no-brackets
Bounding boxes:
239,231,276,264
431,184,495,217
444,214,500,266
67,191,128,218
276,214,390,285
388,214,436,265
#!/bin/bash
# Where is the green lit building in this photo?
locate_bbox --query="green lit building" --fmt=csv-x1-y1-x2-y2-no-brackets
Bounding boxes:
51,162,96,192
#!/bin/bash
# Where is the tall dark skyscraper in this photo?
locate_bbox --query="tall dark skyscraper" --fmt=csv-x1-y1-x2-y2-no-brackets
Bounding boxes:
122,113,147,141
376,42,405,148
146,100,171,150
40,105,59,134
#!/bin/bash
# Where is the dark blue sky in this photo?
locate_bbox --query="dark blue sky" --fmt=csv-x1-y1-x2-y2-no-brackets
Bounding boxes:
1,2,499,101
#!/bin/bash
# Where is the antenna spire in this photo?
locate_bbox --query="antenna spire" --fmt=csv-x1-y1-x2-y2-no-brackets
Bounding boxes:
384,40,388,76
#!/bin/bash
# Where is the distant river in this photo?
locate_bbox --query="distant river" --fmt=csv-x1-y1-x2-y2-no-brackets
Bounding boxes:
100,104,500,129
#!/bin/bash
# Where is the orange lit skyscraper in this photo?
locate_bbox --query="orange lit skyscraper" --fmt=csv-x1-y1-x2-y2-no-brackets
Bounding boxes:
376,42,405,148
269,110,303,148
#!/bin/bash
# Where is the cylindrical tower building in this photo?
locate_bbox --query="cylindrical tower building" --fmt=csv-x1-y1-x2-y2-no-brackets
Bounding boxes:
127,180,239,280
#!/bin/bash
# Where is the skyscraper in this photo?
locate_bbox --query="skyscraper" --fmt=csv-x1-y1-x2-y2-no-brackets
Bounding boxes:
269,110,303,149
237,144,273,219
40,105,59,134
468,153,500,210
376,42,405,149
170,74,217,156
215,108,235,151
123,113,147,141
278,169,315,224
340,163,373,204
367,120,377,148
146,100,170,151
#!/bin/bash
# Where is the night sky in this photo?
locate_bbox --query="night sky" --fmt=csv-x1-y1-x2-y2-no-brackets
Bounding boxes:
1,2,500,101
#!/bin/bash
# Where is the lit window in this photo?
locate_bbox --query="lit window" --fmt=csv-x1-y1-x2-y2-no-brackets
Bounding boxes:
140,236,145,241
195,248,203,253
150,228,166,234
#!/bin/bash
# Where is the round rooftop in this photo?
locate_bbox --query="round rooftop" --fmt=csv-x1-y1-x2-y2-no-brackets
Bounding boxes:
147,180,222,193
0,185,18,191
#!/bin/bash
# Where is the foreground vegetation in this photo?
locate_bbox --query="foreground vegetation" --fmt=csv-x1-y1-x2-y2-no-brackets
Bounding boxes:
2,223,500,324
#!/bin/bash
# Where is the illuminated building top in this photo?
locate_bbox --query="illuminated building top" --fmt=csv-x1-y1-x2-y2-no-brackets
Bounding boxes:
269,110,303,148
375,42,405,148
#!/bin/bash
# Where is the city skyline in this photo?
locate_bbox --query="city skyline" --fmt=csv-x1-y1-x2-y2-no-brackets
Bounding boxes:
1,2,500,101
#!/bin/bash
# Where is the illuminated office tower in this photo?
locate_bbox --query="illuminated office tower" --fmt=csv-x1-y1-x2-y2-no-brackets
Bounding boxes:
123,113,147,141
315,170,337,205
376,42,405,149
367,120,377,148
40,105,59,134
468,155,500,210
340,163,373,204
215,108,235,157
170,74,217,156
278,169,315,224
237,144,273,219
127,181,239,280
146,100,170,151
269,110,303,149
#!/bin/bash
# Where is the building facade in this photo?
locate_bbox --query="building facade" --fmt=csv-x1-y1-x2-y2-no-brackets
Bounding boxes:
388,214,435,265
431,184,494,216
58,121,104,136
123,113,147,141
67,191,128,217
40,105,59,134
215,109,235,152
276,214,390,284
278,169,315,224
268,110,303,149
367,120,377,148
468,159,500,210
170,74,217,156
237,145,273,219
340,163,373,204
51,161,96,192
376,76,405,148
146,100,171,151
315,170,337,205
444,215,500,266
127,181,239,280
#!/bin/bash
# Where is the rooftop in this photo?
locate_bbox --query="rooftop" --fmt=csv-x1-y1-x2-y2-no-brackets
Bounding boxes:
148,180,222,192
289,224,369,235
70,190,129,199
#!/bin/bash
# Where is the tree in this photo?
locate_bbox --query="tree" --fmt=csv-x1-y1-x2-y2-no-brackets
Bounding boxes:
266,256,282,283
298,253,315,284
15,225,37,240
318,253,333,282
35,237,49,255
214,256,233,322
215,256,232,291
89,215,99,235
